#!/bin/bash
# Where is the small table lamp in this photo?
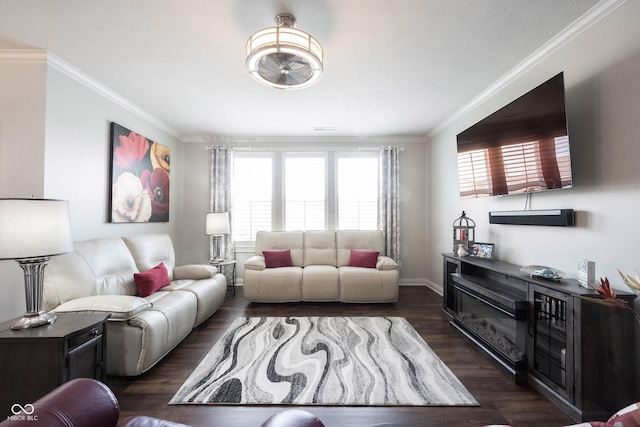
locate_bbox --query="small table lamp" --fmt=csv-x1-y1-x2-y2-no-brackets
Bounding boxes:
206,212,230,263
0,198,73,330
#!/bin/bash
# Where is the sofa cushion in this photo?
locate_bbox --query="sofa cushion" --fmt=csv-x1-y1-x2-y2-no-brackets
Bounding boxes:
264,250,294,268
243,267,303,302
53,295,152,321
134,263,171,297
73,238,140,290
123,234,176,279
336,230,385,266
338,266,399,303
166,276,227,326
44,237,140,311
255,231,304,267
303,230,337,266
348,250,379,268
302,265,339,301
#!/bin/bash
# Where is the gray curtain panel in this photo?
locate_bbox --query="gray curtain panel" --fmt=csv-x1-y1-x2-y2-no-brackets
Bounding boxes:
209,146,234,260
378,146,400,262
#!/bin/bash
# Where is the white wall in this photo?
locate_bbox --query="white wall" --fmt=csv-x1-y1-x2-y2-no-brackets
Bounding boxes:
0,58,183,323
0,62,46,198
426,1,640,293
181,139,428,283
0,61,48,323
42,64,183,241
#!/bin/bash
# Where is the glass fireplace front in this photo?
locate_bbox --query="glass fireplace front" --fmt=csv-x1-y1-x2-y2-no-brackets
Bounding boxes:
453,283,527,366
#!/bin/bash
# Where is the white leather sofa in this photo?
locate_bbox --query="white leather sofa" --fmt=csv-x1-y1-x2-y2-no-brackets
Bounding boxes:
42,233,227,376
243,230,399,303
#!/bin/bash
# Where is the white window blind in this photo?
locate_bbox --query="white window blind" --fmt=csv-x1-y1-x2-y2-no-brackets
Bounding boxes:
458,137,571,198
502,141,545,190
337,155,378,229
284,154,326,230
458,149,491,198
231,150,381,240
232,155,272,240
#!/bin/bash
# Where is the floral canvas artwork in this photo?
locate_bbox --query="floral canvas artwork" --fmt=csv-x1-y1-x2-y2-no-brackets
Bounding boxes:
109,122,170,223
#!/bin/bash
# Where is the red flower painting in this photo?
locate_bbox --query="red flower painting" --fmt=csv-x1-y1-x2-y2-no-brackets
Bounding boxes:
114,131,150,170
109,122,170,223
140,167,170,217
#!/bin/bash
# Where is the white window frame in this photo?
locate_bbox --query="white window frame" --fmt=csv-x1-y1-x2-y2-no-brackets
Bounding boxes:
335,152,379,230
282,152,328,231
232,150,379,242
231,152,274,244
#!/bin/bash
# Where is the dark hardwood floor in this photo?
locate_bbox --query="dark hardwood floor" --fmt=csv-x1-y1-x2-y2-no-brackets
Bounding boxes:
106,286,575,427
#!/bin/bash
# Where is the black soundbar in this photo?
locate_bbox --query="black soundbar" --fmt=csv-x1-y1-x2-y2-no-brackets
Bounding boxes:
489,209,575,226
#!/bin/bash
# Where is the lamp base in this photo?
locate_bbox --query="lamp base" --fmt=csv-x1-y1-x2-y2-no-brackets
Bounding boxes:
13,256,57,330
11,310,57,330
210,256,225,264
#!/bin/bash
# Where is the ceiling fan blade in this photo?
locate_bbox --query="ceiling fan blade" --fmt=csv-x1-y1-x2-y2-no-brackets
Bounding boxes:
256,52,314,86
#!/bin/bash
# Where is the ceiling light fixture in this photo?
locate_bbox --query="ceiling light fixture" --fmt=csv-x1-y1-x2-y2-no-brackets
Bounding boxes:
246,13,323,90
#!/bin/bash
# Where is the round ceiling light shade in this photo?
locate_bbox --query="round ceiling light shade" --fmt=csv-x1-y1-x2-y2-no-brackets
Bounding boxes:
246,14,323,90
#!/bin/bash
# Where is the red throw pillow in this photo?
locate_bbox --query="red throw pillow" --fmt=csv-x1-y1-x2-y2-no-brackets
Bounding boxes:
263,250,293,268
348,250,380,268
605,402,640,426
134,263,171,297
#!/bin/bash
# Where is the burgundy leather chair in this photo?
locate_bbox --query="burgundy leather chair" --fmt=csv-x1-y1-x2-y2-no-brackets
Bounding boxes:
0,378,324,427
0,378,119,427
260,409,325,427
0,378,190,427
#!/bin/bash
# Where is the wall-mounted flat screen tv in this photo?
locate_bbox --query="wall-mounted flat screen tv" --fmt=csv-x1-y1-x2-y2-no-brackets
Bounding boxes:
456,72,573,198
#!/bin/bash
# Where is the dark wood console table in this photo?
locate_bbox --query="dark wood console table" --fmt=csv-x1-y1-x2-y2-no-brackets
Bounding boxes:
442,253,638,422
0,312,109,419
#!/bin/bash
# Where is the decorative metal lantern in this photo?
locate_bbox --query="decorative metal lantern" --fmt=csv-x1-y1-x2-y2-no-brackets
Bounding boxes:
452,211,475,254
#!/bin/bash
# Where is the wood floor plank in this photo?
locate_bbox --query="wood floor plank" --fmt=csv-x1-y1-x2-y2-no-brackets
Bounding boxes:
105,286,575,427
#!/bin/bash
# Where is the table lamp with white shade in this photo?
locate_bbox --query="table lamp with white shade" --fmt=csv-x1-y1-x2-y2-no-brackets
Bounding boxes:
206,212,230,263
0,198,73,330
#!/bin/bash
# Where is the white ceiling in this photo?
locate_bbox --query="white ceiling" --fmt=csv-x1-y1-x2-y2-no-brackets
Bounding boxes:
0,0,601,139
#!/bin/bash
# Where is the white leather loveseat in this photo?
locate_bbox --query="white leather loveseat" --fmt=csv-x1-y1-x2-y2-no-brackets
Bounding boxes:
42,233,227,376
243,230,399,303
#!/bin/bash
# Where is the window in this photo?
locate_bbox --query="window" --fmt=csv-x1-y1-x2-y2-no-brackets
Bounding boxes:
457,149,491,198
336,155,378,229
457,136,571,198
232,150,379,241
284,154,326,230
232,154,272,241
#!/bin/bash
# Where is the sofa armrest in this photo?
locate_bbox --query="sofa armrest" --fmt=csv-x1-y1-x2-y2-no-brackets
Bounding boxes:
244,255,266,271
173,264,218,280
53,295,152,321
376,256,398,271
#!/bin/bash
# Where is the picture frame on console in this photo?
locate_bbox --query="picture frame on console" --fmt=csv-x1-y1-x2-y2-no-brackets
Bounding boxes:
469,242,494,260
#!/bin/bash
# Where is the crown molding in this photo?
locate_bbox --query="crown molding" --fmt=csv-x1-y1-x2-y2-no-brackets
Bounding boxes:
428,0,628,138
0,48,181,139
182,135,427,144
0,48,47,63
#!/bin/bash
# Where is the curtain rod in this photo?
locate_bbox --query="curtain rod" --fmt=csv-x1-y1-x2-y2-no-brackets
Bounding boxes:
205,146,404,152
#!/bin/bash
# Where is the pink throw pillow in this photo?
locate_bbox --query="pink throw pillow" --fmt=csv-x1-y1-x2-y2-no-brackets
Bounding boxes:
134,263,171,297
263,250,293,268
348,250,380,268
605,402,640,426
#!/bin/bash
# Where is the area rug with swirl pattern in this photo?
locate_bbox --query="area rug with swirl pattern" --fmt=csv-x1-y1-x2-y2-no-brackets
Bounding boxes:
169,316,478,406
